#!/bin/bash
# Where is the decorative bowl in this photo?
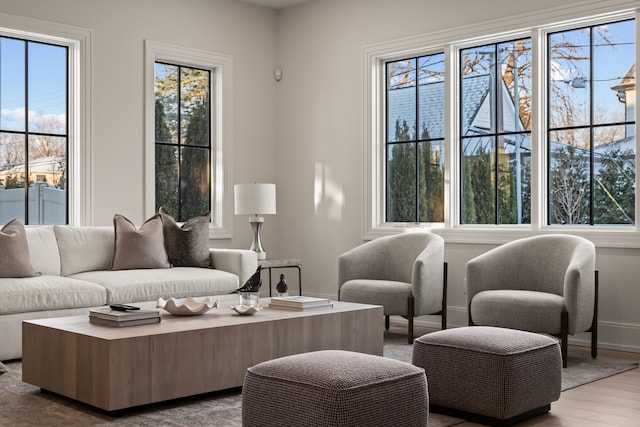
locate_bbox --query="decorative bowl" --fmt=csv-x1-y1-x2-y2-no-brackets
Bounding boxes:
156,297,219,316
229,303,263,316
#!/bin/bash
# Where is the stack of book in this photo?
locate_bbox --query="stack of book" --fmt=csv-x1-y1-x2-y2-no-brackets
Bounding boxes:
268,296,333,311
89,308,161,327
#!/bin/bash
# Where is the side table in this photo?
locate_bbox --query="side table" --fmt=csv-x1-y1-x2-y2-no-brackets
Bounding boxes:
258,258,302,296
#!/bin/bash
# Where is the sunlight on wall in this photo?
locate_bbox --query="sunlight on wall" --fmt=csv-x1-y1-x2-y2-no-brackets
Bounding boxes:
314,162,344,220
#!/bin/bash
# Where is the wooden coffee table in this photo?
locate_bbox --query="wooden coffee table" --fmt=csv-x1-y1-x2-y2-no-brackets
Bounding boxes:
22,300,383,411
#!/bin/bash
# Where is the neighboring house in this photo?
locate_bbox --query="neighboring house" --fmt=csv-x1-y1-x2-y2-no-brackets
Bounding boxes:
0,156,65,188
388,66,636,163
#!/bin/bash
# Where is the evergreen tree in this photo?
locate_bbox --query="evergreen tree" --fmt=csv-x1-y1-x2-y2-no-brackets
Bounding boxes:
387,119,417,222
594,148,635,224
180,100,210,221
463,143,494,223
419,125,444,222
498,151,516,224
155,98,178,216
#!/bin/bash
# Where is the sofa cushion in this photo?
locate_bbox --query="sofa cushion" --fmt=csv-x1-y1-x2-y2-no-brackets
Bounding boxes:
0,219,39,278
0,275,107,314
111,214,171,270
26,226,61,276
54,225,114,276
70,267,239,304
159,207,210,268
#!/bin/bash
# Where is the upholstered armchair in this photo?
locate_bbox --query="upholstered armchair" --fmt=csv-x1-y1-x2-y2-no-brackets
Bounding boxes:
338,233,447,344
466,234,598,367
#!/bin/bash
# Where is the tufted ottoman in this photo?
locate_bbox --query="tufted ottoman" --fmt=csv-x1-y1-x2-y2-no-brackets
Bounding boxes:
242,350,428,427
412,326,561,427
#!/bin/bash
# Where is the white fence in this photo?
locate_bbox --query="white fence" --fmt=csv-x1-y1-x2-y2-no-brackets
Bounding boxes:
0,183,66,224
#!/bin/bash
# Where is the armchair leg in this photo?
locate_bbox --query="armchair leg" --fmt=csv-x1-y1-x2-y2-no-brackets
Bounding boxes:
590,271,599,359
561,309,569,368
408,295,415,344
441,262,448,330
385,315,390,330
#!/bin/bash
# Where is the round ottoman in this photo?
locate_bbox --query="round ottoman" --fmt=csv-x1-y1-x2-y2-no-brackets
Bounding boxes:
242,350,428,427
412,326,561,427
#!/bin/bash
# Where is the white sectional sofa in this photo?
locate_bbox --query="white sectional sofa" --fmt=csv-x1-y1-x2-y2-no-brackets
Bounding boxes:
0,225,257,361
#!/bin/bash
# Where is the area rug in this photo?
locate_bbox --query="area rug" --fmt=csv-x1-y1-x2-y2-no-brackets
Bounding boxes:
0,332,636,427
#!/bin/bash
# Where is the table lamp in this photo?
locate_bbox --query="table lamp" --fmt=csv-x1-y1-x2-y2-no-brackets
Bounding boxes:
234,183,276,260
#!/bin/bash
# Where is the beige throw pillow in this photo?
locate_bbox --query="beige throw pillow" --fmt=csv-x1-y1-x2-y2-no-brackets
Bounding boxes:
111,214,171,270
0,218,39,278
159,207,210,268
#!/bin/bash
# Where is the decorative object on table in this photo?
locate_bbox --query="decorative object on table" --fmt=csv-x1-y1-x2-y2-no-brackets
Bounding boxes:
89,307,161,327
158,207,210,267
156,296,219,316
275,273,288,296
268,295,333,311
234,183,276,260
236,265,262,307
229,303,263,316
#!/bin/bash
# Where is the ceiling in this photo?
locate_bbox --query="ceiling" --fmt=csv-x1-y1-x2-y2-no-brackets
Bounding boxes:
235,0,314,10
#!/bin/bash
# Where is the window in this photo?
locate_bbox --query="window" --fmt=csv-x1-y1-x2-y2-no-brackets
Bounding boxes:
154,62,211,221
548,19,635,225
460,38,532,225
365,3,637,244
0,37,68,224
144,41,233,238
386,54,445,222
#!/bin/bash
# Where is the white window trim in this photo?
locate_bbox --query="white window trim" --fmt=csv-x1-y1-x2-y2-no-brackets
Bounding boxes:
144,40,233,239
0,12,93,225
362,0,640,248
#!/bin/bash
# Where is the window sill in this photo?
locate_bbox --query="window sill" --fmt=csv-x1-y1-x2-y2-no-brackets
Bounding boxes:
366,223,640,249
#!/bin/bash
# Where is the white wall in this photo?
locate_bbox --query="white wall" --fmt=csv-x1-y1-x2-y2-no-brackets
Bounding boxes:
2,0,639,352
0,0,280,250
275,0,640,352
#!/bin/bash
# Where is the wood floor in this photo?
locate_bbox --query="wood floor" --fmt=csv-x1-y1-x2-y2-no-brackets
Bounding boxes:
391,323,640,426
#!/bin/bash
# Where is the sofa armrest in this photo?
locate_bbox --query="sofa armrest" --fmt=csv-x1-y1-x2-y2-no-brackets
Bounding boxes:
209,249,258,286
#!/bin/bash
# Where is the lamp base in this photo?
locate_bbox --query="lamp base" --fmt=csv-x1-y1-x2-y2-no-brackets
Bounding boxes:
249,216,267,260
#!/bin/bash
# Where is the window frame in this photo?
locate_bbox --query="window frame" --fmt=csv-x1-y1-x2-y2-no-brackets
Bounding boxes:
363,1,639,247
144,40,233,239
0,12,92,225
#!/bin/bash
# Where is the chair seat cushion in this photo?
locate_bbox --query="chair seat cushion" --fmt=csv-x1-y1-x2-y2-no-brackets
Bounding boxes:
471,290,564,334
70,267,238,304
0,275,107,314
340,279,411,315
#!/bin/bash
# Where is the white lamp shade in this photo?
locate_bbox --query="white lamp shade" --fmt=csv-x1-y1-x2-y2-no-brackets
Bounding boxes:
234,183,276,215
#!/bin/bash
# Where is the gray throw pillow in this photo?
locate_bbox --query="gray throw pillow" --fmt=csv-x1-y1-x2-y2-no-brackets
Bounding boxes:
111,214,171,270
159,207,210,268
0,218,39,278
0,361,6,376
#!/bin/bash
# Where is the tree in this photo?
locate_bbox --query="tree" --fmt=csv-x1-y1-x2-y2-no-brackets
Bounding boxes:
594,148,635,224
463,144,494,224
419,125,444,222
154,64,210,220
155,98,178,216
180,100,210,221
387,119,416,222
550,145,589,224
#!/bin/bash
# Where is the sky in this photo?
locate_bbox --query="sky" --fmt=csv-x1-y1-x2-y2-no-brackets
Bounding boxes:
0,38,67,134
